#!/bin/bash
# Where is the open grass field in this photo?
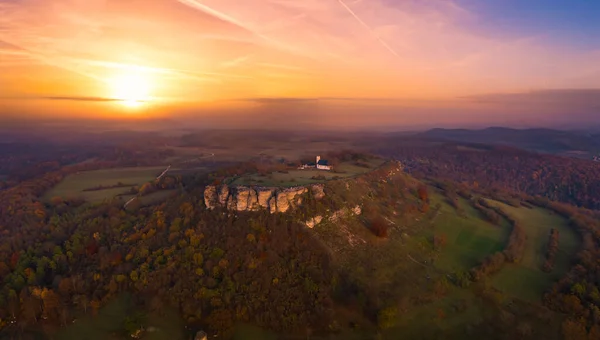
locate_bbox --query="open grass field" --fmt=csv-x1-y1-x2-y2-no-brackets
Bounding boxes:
427,189,510,274
56,294,186,340
389,287,484,339
230,158,385,187
484,200,579,301
381,190,570,339
44,166,167,203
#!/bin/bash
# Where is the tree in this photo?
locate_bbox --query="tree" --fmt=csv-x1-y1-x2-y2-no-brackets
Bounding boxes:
41,289,60,320
74,295,89,314
562,318,587,340
417,185,429,202
58,277,72,297
370,218,389,238
22,296,40,323
8,289,19,319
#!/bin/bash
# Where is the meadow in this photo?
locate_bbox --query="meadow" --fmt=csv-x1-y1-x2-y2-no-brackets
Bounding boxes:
427,189,510,273
484,200,579,301
56,294,186,340
44,166,168,203
230,158,385,187
382,187,578,338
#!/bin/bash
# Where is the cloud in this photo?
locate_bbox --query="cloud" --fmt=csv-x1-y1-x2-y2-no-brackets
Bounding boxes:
43,96,121,102
219,54,252,69
0,95,121,102
1,0,600,108
237,97,320,104
460,89,600,106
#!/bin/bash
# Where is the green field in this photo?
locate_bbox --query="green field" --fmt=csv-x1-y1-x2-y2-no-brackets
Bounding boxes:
425,191,579,302
56,294,186,340
45,166,167,203
389,288,484,339
484,200,579,301
428,190,509,273
230,159,385,187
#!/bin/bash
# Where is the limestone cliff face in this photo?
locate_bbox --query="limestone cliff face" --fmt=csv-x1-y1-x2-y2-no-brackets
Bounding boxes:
203,186,218,210
204,184,324,213
218,186,230,205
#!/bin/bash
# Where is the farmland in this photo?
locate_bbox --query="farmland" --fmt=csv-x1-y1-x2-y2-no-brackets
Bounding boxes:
161,132,367,166
44,166,167,203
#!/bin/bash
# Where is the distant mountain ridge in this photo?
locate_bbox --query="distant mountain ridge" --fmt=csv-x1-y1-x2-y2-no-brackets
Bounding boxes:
417,127,600,156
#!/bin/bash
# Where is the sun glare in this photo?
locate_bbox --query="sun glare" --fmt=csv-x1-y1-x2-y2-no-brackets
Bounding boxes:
109,68,152,108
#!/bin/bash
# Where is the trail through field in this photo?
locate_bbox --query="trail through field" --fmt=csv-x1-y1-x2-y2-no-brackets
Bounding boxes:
156,165,171,180
407,254,428,268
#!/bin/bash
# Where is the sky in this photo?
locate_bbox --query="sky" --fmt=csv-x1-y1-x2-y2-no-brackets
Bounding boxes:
1,0,599,129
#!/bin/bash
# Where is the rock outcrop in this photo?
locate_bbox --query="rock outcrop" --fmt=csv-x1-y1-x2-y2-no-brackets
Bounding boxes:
305,215,323,228
203,184,325,213
312,184,326,200
204,186,218,210
218,186,230,205
258,188,275,209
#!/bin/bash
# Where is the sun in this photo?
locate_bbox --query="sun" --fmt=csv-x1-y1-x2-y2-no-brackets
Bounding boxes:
109,70,152,108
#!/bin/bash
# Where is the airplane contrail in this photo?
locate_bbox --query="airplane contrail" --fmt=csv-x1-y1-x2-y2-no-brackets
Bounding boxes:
336,0,400,57
176,0,323,61
177,1,293,52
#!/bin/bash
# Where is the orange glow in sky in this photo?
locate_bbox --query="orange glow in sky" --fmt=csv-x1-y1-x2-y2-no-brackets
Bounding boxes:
1,0,599,124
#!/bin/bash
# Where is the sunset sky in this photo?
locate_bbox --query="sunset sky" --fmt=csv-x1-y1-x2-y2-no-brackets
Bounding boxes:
1,0,599,128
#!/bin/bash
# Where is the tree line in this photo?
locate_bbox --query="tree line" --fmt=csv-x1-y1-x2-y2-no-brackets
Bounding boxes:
543,228,560,273
469,199,527,281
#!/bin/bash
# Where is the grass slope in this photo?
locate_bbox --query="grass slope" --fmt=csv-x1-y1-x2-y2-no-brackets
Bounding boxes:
45,166,167,203
56,294,186,340
428,189,509,273
485,200,579,301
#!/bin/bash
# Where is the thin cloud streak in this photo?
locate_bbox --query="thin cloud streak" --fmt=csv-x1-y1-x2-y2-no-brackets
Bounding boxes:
0,0,600,116
336,0,400,57
176,0,313,59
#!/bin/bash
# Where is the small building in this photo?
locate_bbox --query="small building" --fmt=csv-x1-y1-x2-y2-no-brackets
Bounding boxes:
299,156,331,171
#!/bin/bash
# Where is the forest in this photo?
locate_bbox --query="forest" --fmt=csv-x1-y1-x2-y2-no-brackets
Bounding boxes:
377,140,600,209
3,135,600,339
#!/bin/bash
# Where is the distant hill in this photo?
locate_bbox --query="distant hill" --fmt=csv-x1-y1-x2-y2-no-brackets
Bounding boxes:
417,127,600,157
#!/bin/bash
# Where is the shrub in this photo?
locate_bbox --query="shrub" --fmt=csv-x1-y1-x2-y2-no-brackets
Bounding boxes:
370,217,389,238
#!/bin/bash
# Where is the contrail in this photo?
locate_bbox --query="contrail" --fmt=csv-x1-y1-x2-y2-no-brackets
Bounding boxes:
176,0,319,60
177,0,286,50
336,0,399,57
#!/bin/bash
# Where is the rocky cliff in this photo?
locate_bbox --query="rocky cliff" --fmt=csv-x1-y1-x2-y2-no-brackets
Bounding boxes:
204,184,325,213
